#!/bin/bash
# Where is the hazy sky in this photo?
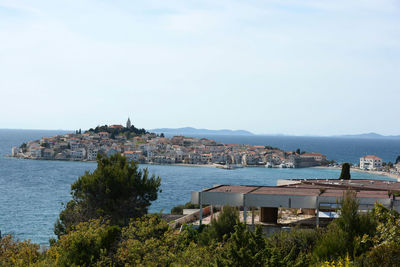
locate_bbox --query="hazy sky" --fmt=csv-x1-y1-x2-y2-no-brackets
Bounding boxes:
1,0,399,135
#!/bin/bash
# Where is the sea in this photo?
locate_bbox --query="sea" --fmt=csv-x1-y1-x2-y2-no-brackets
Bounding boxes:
0,129,399,244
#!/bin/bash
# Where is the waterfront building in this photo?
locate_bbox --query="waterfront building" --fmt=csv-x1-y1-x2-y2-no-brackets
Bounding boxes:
29,145,42,158
70,148,86,159
360,155,383,170
123,151,140,162
43,148,54,159
12,128,328,168
300,152,327,162
87,148,98,161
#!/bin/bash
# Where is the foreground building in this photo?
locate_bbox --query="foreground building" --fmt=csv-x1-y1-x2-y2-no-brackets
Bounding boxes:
191,178,400,227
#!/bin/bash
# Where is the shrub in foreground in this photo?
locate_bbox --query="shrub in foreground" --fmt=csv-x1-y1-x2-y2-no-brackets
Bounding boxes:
199,206,239,245
265,228,320,267
0,235,41,267
46,219,120,266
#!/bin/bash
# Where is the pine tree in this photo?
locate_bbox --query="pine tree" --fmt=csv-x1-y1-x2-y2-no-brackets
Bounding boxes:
339,163,351,180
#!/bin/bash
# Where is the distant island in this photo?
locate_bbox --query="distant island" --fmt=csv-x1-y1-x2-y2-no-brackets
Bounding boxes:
150,128,400,139
335,132,400,139
10,118,329,168
150,127,254,136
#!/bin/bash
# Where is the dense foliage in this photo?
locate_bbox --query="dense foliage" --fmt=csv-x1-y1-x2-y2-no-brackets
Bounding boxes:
3,156,400,266
87,124,147,138
3,195,400,266
0,235,41,267
199,206,240,245
55,154,161,237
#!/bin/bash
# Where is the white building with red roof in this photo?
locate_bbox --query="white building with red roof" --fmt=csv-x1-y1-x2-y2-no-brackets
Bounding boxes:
360,155,383,170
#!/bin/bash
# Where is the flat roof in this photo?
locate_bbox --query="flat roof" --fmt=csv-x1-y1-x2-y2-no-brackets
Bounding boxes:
201,179,400,200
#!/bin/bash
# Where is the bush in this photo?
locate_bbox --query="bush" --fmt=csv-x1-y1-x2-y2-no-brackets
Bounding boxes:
0,235,41,267
199,206,239,245
46,219,120,267
313,191,377,262
360,243,400,267
265,228,320,267
217,223,266,267
312,223,349,262
116,214,179,266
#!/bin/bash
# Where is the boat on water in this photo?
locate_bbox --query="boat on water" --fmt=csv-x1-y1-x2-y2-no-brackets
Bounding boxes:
214,163,243,170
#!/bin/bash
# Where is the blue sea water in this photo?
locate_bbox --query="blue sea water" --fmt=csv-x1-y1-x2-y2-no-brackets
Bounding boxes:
0,129,399,244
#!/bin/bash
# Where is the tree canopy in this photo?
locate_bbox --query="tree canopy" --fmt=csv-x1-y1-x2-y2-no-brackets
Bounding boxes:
339,163,351,180
55,154,161,237
86,124,147,137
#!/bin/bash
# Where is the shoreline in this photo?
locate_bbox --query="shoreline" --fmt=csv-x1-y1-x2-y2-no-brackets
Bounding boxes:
4,155,324,170
5,155,399,180
313,166,400,181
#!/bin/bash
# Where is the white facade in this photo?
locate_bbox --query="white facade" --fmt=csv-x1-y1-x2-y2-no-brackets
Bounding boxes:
360,155,383,170
70,148,86,159
87,148,98,161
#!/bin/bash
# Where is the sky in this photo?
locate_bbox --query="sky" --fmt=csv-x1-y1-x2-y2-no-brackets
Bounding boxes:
0,0,399,136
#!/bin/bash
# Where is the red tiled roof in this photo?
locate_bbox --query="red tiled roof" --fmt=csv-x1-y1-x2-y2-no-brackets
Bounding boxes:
362,155,382,160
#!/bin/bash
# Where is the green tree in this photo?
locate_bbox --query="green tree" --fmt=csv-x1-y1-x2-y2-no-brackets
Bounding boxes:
199,206,239,245
217,223,266,267
55,154,161,237
339,163,351,180
116,214,179,266
356,203,400,266
265,228,320,267
46,219,120,267
313,191,376,262
312,224,349,263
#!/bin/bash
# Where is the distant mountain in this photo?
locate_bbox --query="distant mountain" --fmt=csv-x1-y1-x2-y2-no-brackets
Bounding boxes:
335,132,400,139
150,127,254,136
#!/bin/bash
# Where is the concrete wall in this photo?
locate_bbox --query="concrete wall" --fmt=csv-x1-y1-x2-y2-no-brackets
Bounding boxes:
169,206,211,229
246,194,317,209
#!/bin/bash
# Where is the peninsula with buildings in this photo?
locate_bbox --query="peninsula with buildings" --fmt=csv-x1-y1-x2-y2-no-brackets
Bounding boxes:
10,118,330,168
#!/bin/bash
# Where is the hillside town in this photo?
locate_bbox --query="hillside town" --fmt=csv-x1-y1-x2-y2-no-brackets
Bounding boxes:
10,119,330,168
